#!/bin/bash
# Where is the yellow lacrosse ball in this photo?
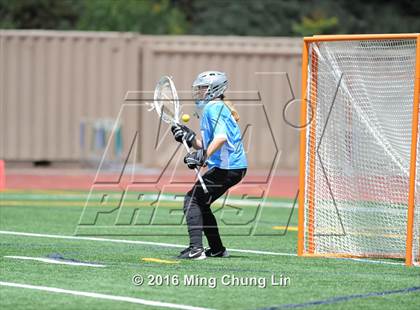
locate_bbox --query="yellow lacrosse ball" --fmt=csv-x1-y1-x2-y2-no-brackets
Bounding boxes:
181,114,190,123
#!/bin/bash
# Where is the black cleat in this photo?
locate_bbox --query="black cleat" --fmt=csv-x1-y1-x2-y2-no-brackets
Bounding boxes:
177,246,206,260
205,247,229,258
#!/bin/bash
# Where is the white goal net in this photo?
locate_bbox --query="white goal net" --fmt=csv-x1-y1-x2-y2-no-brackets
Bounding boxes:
301,36,420,265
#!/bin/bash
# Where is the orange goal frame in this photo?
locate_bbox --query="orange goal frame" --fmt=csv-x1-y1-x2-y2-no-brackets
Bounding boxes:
298,33,420,266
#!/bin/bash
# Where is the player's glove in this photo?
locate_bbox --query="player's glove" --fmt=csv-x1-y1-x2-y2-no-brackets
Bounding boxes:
171,125,196,148
184,149,207,170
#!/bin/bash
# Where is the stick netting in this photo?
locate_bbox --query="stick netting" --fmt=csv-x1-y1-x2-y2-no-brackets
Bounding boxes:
153,76,179,124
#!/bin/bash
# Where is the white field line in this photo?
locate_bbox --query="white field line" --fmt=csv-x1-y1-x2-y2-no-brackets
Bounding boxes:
4,256,106,267
0,230,411,266
0,281,213,310
0,230,296,257
342,257,405,266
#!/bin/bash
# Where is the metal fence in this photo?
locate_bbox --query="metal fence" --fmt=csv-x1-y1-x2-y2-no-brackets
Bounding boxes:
0,30,302,170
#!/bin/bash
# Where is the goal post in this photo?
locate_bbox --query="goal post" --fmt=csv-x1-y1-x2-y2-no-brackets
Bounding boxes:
298,33,420,266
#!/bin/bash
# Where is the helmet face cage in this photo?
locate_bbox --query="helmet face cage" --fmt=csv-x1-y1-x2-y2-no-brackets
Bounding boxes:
192,85,210,101
192,71,228,102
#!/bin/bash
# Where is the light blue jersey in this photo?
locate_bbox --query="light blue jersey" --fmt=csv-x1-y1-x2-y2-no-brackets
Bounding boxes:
200,100,248,170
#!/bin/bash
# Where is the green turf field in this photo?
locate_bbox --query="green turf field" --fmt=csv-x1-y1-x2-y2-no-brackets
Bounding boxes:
0,190,419,309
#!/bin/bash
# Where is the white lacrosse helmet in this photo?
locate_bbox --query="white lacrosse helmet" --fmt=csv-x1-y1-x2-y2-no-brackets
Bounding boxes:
192,71,228,102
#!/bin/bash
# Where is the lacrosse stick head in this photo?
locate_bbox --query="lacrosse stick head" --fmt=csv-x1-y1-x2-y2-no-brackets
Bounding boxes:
153,76,180,124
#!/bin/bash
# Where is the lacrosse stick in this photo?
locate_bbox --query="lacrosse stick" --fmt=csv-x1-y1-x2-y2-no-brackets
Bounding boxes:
150,76,208,193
